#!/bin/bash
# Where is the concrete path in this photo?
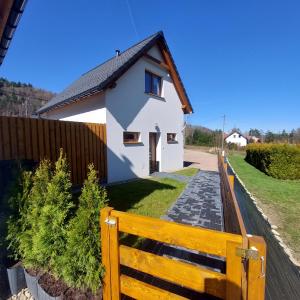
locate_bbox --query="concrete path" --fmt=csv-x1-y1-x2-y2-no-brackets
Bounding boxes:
184,148,218,172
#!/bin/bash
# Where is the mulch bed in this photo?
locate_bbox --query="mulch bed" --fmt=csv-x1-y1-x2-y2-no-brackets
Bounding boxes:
39,273,68,297
63,287,102,300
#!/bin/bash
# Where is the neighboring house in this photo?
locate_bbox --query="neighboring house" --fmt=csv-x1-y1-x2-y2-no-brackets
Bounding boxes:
37,31,193,183
225,131,248,147
0,0,27,65
247,135,261,143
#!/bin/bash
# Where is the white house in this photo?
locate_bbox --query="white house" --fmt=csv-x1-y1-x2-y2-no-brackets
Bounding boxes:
225,131,248,147
37,31,193,183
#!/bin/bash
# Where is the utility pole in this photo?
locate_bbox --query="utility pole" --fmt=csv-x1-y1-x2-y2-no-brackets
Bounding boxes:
221,114,225,155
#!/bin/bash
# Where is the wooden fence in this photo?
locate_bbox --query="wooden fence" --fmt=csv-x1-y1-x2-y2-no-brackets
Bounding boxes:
100,208,267,300
0,116,107,185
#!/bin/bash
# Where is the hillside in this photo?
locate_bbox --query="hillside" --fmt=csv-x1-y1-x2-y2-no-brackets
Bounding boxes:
0,77,55,116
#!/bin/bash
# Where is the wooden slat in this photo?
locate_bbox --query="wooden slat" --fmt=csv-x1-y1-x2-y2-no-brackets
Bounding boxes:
9,117,18,158
55,120,61,157
71,122,77,184
120,245,226,298
1,117,11,159
31,119,39,160
24,117,32,159
120,275,187,300
0,117,3,159
226,241,242,300
17,117,25,158
80,124,86,181
103,124,107,180
43,119,51,160
37,119,45,159
247,236,266,300
75,123,82,184
49,120,56,161
100,207,113,300
111,210,242,257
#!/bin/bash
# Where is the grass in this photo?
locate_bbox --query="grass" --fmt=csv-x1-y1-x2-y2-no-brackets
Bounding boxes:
107,177,186,218
173,167,199,177
106,177,186,247
228,153,300,261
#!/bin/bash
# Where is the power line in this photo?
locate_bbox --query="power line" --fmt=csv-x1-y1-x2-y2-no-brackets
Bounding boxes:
125,0,139,40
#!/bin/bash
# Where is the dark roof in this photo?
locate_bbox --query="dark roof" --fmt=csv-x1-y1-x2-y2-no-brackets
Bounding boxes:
37,31,193,114
0,0,27,66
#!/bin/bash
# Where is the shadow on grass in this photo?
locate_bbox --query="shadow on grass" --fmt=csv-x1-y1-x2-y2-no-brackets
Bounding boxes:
106,178,177,212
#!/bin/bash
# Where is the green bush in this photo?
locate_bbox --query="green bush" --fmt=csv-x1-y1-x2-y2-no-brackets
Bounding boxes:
62,164,107,293
6,171,32,260
19,159,51,268
32,150,73,274
245,144,300,180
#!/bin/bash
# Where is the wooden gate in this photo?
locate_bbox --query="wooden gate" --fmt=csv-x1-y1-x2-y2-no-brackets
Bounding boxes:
100,208,266,300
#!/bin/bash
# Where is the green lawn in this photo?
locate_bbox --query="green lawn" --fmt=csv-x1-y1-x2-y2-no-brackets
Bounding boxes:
173,167,199,177
228,153,300,261
107,177,186,218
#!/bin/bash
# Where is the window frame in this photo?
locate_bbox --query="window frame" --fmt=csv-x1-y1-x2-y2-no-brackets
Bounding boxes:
123,131,141,144
145,70,162,97
167,133,177,143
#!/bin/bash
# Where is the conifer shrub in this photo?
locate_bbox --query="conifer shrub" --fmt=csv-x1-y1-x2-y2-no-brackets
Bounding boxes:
6,170,32,261
245,143,300,180
31,150,73,274
61,164,107,293
19,159,51,269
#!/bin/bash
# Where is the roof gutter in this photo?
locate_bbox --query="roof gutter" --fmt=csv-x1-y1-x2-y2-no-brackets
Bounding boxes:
0,0,27,66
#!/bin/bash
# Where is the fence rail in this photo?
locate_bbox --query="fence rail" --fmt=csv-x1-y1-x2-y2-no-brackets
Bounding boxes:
100,207,266,300
0,116,107,184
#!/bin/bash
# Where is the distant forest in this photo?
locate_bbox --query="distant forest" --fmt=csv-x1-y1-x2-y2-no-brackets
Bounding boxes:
185,125,300,147
0,77,54,116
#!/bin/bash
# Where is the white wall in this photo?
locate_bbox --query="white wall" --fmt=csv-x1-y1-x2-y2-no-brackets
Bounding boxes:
105,46,184,183
43,92,106,124
225,132,247,147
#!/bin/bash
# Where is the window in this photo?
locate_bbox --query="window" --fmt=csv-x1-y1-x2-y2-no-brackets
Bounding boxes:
167,133,177,143
145,71,162,96
123,132,140,144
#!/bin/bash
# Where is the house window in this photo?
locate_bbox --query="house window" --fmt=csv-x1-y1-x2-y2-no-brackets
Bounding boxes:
167,133,177,143
145,71,162,96
123,132,140,144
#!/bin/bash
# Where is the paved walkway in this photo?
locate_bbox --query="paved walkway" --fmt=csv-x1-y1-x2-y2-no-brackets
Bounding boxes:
163,170,224,231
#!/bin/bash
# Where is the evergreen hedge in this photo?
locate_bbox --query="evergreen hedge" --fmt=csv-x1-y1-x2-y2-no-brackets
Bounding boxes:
245,144,300,180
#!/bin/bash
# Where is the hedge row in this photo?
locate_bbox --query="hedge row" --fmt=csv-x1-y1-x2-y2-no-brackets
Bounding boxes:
245,144,300,180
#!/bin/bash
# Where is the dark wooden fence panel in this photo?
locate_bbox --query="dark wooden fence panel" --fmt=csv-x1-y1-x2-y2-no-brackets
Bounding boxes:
0,116,107,185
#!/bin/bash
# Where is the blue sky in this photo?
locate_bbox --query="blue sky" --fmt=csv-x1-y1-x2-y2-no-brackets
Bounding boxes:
1,0,300,133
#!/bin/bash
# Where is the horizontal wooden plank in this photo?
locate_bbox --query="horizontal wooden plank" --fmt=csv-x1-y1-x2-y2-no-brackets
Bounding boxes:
120,245,226,299
120,275,187,300
111,210,242,257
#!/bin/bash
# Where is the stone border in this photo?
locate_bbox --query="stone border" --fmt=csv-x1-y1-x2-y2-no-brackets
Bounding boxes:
8,288,33,300
227,159,300,268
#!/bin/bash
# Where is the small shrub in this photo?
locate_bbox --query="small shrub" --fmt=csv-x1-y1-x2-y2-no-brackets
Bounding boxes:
62,164,107,293
6,171,32,261
245,144,300,180
19,159,51,269
32,150,73,274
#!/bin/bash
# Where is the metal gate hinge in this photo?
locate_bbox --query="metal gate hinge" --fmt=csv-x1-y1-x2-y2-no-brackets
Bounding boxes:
105,217,116,226
236,246,259,260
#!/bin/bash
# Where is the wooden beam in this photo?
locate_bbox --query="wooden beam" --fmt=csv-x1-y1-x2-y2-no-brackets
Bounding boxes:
120,275,187,300
143,53,170,71
120,245,226,298
111,210,242,257
157,41,193,114
0,0,13,41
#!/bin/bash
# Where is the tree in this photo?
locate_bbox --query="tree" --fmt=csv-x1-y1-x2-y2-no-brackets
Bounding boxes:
265,131,275,143
19,159,51,269
249,128,261,137
31,150,73,274
6,171,32,260
62,164,107,293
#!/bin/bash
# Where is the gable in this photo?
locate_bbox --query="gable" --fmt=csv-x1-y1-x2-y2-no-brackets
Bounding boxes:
147,45,164,61
37,31,193,115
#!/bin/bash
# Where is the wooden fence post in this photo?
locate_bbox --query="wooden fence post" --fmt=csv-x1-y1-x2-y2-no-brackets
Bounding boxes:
247,236,266,300
229,175,235,190
226,241,242,300
100,207,113,300
108,216,121,300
